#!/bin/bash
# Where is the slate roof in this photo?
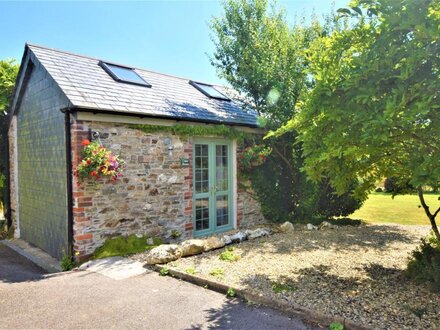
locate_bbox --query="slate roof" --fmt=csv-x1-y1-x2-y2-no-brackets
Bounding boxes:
27,44,258,127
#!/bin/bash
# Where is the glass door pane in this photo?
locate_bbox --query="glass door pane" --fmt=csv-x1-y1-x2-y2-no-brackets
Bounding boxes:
216,195,229,227
215,145,228,192
194,144,211,234
195,198,210,230
194,144,209,193
214,144,230,228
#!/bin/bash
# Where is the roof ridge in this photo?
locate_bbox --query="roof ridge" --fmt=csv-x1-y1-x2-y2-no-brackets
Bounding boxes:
26,42,227,88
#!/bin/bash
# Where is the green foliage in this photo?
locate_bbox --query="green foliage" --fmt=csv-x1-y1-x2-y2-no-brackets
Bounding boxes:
159,267,169,276
170,230,182,239
185,267,197,275
271,281,296,294
131,123,248,142
211,0,336,125
212,0,363,223
314,178,364,218
226,287,236,297
277,0,439,231
219,247,240,262
0,59,19,213
0,219,14,240
93,234,161,259
60,252,77,271
406,236,440,292
329,322,344,330
209,268,225,277
0,59,19,113
384,177,414,194
77,140,125,181
238,144,271,171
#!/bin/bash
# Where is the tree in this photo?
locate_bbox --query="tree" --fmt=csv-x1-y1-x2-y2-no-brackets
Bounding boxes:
0,59,19,212
277,0,440,238
211,0,363,221
0,59,18,112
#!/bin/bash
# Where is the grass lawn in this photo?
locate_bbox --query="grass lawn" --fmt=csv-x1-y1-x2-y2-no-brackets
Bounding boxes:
351,192,439,226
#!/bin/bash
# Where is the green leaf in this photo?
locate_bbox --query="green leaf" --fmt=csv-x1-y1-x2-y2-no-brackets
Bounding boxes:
351,6,363,16
336,8,352,15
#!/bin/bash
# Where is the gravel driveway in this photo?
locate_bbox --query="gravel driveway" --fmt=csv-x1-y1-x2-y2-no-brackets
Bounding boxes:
163,224,439,330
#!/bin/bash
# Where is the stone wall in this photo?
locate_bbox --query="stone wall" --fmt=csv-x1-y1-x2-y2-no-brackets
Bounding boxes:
237,183,266,228
71,119,265,259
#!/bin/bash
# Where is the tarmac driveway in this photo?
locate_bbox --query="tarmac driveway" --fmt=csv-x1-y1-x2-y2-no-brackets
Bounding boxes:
0,244,318,329
0,243,47,282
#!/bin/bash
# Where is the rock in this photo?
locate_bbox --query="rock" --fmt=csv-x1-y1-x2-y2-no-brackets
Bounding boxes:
167,175,179,184
146,238,154,245
306,223,318,230
145,244,182,264
229,231,248,243
180,239,206,257
279,221,294,233
246,228,271,239
222,235,233,245
319,221,338,230
203,237,226,251
157,173,167,184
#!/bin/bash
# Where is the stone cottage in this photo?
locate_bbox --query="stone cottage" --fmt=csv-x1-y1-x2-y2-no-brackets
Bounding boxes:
7,44,265,260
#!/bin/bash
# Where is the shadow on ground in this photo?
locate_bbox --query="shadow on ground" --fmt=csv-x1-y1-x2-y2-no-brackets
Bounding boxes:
0,243,47,283
183,224,419,269
184,297,318,330
242,224,418,256
236,263,438,329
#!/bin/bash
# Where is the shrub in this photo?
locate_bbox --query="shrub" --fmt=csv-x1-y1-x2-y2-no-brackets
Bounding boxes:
243,138,364,222
384,177,414,194
209,268,225,277
159,267,169,276
226,287,236,297
219,247,240,262
60,253,77,271
329,323,344,330
314,178,364,218
271,281,296,294
375,187,383,192
185,267,197,275
406,235,440,292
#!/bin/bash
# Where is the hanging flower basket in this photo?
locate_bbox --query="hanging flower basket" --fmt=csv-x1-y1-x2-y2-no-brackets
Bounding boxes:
77,139,125,181
239,144,272,171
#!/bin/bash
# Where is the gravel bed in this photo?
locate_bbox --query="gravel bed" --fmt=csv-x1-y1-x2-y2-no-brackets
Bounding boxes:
139,224,439,329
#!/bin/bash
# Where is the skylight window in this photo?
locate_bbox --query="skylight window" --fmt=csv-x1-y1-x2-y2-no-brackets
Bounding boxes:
99,61,151,87
189,81,230,101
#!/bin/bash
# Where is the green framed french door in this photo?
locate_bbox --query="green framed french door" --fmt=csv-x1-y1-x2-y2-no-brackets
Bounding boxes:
193,139,233,237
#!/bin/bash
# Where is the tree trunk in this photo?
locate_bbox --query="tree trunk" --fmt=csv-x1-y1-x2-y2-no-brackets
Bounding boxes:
417,186,440,241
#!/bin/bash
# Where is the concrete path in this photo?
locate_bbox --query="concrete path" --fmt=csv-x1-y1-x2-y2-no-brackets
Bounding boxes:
0,244,319,329
79,256,149,280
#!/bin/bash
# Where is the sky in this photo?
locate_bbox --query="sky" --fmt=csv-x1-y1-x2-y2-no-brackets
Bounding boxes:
0,0,347,85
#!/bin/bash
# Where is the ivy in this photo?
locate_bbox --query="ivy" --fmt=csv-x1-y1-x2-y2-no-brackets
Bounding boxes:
130,123,252,142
